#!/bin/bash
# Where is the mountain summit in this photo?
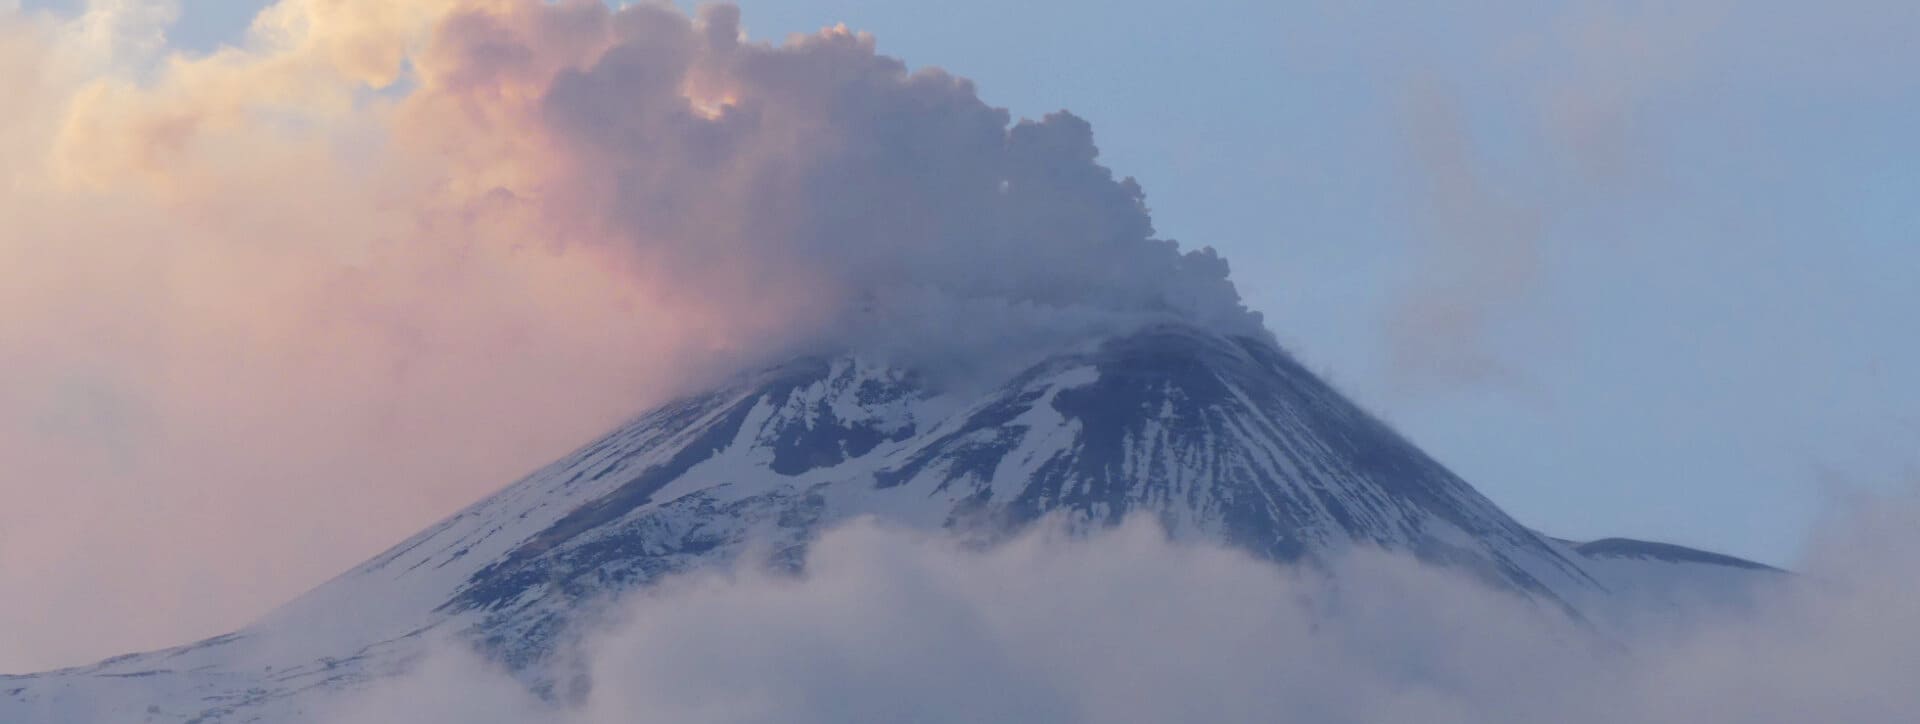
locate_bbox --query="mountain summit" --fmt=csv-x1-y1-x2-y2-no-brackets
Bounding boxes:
2,325,1774,722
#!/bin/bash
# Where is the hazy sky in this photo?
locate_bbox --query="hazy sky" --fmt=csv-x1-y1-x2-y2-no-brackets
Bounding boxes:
3,0,1915,672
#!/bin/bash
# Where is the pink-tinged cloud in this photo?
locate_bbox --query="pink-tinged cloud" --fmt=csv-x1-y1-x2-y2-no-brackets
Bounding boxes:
0,0,1256,671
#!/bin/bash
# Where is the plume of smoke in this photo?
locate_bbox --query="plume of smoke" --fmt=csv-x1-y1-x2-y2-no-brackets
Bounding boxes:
0,0,1260,670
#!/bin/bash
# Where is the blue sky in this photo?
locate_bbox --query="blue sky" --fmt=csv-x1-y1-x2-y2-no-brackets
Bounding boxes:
40,0,1920,566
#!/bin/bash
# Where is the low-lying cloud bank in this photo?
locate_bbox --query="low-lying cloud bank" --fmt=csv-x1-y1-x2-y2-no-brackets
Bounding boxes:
0,0,1257,670
329,494,1920,724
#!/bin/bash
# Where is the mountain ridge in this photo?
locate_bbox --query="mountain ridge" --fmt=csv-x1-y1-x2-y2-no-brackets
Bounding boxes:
1,323,1779,722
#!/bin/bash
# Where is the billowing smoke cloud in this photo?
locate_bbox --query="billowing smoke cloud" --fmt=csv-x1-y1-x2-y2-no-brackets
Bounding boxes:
0,0,1259,671
324,493,1920,724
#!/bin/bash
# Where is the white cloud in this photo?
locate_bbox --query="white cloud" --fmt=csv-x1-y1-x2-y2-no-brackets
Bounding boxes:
326,492,1920,723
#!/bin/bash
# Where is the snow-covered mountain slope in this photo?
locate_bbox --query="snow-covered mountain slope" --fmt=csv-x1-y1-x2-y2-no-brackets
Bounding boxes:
0,325,1780,722
1557,537,1784,631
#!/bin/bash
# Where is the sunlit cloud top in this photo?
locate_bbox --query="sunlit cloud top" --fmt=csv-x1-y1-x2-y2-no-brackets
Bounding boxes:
0,0,1261,671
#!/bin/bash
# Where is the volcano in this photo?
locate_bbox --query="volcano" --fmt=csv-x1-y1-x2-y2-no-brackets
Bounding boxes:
1,324,1776,722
